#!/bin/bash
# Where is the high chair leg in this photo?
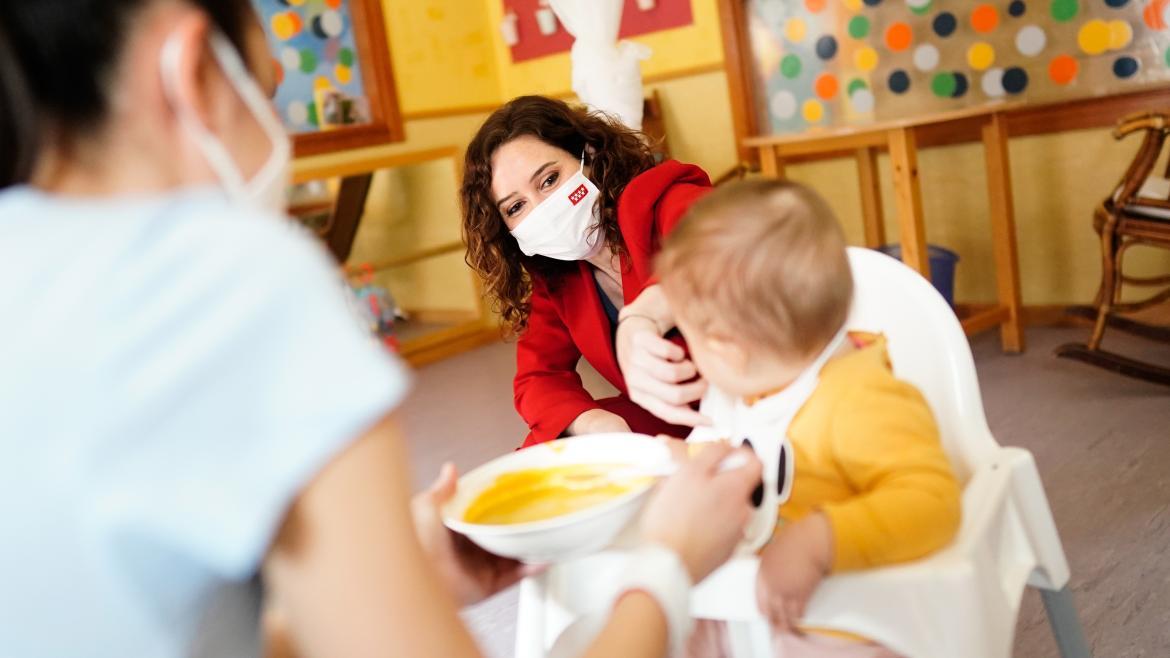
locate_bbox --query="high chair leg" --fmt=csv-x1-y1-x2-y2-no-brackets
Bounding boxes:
725,620,773,658
1040,586,1092,658
516,576,548,658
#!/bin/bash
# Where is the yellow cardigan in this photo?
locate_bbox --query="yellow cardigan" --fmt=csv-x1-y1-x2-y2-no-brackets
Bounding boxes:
781,334,961,572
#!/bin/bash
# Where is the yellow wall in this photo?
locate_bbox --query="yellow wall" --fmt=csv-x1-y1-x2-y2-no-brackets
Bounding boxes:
783,128,1170,305
381,0,499,114
350,155,480,314
482,0,726,101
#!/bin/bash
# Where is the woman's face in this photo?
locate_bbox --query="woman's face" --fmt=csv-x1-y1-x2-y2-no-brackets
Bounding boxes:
490,135,584,231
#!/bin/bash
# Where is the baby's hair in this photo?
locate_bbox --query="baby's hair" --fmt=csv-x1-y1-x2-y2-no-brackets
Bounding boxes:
656,178,853,360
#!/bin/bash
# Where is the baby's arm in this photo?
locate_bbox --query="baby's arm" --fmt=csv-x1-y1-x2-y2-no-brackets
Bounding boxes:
819,376,961,572
756,512,833,633
756,375,960,631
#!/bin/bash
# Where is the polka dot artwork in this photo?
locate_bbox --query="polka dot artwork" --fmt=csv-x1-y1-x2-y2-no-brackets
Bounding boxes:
786,18,808,43
971,5,1000,33
931,72,955,98
1108,20,1133,50
744,0,1170,134
982,68,1007,96
1051,0,1079,23
951,72,969,97
849,15,871,39
781,54,803,79
816,35,838,60
816,73,841,99
803,99,826,122
312,10,345,39
968,42,997,70
851,88,877,112
1016,25,1047,56
1113,56,1140,78
932,12,958,38
771,90,798,119
889,69,912,93
885,22,913,51
252,0,367,134
271,12,303,40
1002,67,1030,93
913,44,940,71
854,46,880,72
1049,54,1079,83
287,100,310,126
1143,0,1169,30
907,0,934,16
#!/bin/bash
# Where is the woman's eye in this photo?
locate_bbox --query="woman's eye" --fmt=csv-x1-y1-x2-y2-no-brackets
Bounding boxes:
506,201,524,217
541,172,559,189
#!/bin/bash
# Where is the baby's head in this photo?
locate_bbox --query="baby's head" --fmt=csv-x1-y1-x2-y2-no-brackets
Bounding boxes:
657,179,853,397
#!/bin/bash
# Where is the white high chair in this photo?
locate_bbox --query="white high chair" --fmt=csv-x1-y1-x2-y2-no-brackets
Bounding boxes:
515,247,1090,658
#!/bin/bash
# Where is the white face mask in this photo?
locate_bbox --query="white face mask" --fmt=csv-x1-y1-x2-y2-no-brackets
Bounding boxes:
509,155,606,261
160,31,292,214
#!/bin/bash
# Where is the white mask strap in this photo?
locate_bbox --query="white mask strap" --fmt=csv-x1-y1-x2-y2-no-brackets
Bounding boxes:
159,30,290,200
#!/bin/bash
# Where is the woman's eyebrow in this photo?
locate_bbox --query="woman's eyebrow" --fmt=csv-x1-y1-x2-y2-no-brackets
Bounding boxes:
496,161,558,210
529,161,557,184
496,192,517,210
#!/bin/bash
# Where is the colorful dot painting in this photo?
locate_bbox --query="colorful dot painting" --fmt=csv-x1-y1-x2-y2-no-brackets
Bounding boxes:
933,12,958,37
252,0,366,134
748,0,1170,133
972,5,1001,33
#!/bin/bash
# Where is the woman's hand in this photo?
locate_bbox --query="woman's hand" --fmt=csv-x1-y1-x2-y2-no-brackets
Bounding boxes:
568,408,632,435
615,286,710,427
640,441,763,582
412,463,538,606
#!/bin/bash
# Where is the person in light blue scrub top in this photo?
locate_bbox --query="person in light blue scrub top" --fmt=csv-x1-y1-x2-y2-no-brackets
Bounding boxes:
0,2,763,657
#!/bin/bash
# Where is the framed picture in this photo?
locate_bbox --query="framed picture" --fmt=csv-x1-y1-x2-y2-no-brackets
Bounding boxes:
718,0,1170,157
252,0,404,156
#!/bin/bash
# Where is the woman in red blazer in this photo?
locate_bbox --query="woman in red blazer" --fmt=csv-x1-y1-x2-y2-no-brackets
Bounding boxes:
462,96,713,447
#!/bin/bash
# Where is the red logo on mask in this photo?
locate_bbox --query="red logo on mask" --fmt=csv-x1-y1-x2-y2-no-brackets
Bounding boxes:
567,184,588,206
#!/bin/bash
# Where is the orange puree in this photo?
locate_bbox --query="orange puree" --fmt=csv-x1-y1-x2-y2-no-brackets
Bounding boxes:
463,463,651,525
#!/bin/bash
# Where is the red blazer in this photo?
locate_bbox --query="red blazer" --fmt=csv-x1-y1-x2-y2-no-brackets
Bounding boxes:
514,160,713,447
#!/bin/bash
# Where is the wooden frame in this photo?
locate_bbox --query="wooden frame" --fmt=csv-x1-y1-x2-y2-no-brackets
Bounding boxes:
716,0,1170,155
288,0,404,158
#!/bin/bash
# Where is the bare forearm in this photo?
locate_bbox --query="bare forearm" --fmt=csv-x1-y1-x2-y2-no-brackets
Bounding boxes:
582,591,670,658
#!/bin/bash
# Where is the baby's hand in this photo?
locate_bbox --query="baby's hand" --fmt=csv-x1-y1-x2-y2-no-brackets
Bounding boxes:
755,513,834,633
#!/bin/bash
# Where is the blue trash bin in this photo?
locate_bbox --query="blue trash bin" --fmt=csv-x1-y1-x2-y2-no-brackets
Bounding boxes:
876,244,960,307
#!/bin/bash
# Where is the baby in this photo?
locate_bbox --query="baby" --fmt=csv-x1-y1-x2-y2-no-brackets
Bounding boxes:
655,179,961,657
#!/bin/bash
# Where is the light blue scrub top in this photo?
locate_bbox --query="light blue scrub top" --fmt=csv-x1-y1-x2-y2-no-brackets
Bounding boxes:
0,187,409,657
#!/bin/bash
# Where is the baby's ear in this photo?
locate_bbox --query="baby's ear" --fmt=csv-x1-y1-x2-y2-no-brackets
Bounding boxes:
705,331,750,372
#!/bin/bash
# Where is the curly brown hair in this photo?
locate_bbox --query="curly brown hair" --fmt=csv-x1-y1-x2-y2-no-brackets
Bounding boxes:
461,95,657,334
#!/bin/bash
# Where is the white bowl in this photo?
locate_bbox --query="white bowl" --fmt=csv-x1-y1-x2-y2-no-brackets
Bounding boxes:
442,433,670,563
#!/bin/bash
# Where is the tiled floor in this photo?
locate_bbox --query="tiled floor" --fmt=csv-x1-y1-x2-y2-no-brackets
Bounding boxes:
398,326,1170,657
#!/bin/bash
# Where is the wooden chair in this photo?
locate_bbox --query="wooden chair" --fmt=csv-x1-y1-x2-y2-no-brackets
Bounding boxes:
1056,111,1170,385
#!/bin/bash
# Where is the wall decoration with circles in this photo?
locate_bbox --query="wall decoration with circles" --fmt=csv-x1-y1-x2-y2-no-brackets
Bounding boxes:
747,0,1170,133
253,0,370,134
